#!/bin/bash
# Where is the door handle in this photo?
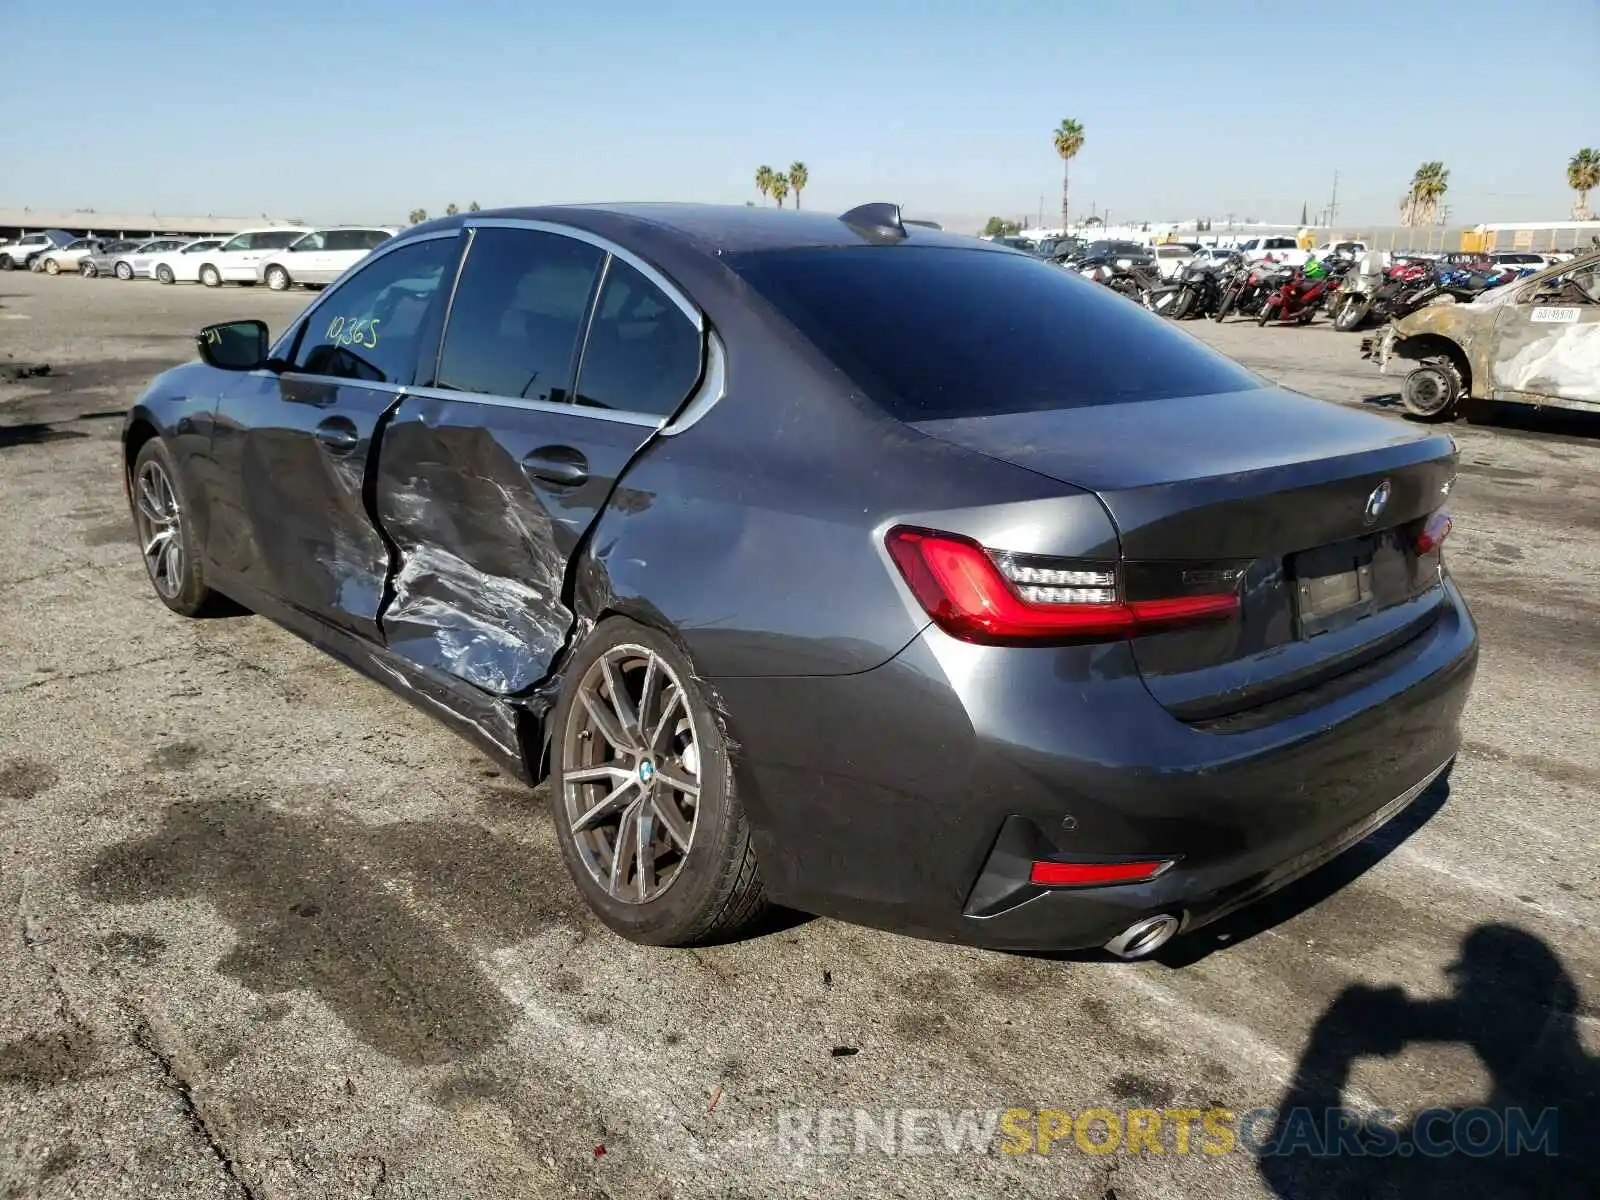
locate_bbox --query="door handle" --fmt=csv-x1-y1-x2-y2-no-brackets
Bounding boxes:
314,417,359,455
522,446,588,487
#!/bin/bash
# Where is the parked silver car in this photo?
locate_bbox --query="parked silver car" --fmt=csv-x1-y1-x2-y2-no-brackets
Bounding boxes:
112,237,194,280
81,240,147,278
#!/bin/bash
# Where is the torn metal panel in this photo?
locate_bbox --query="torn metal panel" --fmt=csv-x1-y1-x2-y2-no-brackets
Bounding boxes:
371,391,660,697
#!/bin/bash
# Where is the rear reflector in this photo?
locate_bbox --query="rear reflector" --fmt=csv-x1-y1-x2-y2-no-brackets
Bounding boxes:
885,526,1239,644
1415,511,1452,555
1030,859,1174,887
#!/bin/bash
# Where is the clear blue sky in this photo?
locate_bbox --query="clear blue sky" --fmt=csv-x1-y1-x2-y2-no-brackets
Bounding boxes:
3,0,1594,228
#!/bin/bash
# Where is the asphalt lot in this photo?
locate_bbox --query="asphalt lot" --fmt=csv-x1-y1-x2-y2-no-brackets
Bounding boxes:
1,271,1596,1199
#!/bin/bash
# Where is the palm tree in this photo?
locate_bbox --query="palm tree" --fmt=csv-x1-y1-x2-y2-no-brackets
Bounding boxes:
1400,161,1449,226
770,173,790,208
1052,119,1085,229
468,201,481,212
789,162,809,209
755,165,775,206
408,208,428,225
1568,149,1600,220
445,202,460,217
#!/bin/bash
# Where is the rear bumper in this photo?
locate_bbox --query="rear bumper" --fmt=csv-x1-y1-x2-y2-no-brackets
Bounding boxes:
715,579,1477,952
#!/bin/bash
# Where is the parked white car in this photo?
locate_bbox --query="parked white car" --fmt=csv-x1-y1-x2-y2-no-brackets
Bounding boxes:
36,237,104,276
257,227,397,290
193,227,312,287
1151,243,1195,279
1313,240,1368,261
0,230,76,271
143,238,228,285
1236,235,1310,266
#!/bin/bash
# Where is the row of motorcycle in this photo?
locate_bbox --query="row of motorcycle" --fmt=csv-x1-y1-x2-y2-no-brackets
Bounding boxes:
1062,248,1537,331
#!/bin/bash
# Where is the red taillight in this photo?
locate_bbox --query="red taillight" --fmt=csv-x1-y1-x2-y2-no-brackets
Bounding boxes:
884,526,1238,644
1416,511,1452,554
1029,859,1174,887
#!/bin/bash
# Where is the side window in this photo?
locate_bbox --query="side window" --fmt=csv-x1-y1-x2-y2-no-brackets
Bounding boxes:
435,227,603,402
575,258,702,417
363,230,393,249
256,230,307,250
293,232,327,252
220,234,253,252
323,230,359,252
289,237,458,385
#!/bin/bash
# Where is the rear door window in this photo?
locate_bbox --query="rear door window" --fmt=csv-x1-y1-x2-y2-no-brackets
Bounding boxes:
575,258,702,417
733,247,1258,419
435,227,603,402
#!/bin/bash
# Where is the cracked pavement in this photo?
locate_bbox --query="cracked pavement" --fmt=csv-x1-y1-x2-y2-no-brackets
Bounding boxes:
1,273,1596,1198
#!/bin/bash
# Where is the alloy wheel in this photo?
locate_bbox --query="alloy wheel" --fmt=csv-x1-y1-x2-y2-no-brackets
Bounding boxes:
132,460,184,599
561,644,701,905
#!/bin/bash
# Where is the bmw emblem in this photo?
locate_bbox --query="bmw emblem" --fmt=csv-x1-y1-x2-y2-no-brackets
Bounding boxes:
638,760,656,785
1364,480,1392,525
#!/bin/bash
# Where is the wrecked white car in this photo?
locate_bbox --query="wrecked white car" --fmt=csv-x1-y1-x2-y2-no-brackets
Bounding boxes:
1363,249,1600,421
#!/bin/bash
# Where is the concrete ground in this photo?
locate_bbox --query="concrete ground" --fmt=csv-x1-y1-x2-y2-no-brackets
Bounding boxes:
0,271,1596,1199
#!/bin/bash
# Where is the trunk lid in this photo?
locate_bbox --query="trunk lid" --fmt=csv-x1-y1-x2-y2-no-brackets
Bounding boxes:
915,388,1458,719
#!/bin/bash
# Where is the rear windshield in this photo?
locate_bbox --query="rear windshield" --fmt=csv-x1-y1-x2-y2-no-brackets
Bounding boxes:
732,247,1259,419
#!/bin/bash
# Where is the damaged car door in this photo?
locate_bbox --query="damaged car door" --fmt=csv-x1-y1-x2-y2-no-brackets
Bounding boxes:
1488,258,1600,407
373,222,704,694
208,233,461,639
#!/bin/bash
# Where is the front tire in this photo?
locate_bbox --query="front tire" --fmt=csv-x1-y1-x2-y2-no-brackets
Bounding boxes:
1257,297,1279,326
155,264,175,285
1400,359,1463,422
129,439,214,616
114,261,133,280
199,264,221,287
264,265,291,291
1335,295,1373,331
549,617,768,946
45,257,60,275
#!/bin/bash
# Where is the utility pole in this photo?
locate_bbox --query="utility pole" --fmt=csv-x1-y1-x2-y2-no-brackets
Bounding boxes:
1327,170,1339,231
1038,194,1044,229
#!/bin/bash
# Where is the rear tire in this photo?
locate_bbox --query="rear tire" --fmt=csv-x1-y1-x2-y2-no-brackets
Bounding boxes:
81,260,98,278
44,257,60,275
549,617,769,946
1400,358,1463,422
114,261,133,280
199,264,221,287
0,255,14,271
155,264,175,285
264,265,291,291
1213,287,1236,321
1257,298,1279,326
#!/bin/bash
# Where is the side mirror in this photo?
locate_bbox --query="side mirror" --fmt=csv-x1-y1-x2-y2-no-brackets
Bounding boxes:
197,320,270,371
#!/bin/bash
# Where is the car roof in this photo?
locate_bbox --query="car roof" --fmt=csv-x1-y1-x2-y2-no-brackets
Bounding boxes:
405,203,987,256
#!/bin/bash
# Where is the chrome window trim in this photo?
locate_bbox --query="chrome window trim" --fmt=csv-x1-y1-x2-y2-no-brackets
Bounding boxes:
268,229,464,361
401,384,665,429
463,216,704,332
660,330,726,436
267,218,726,433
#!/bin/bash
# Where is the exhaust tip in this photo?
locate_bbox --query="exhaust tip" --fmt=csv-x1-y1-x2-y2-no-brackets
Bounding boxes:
1104,914,1181,960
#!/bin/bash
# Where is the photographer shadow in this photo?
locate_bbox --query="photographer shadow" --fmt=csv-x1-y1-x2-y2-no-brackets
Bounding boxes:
1259,924,1599,1199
